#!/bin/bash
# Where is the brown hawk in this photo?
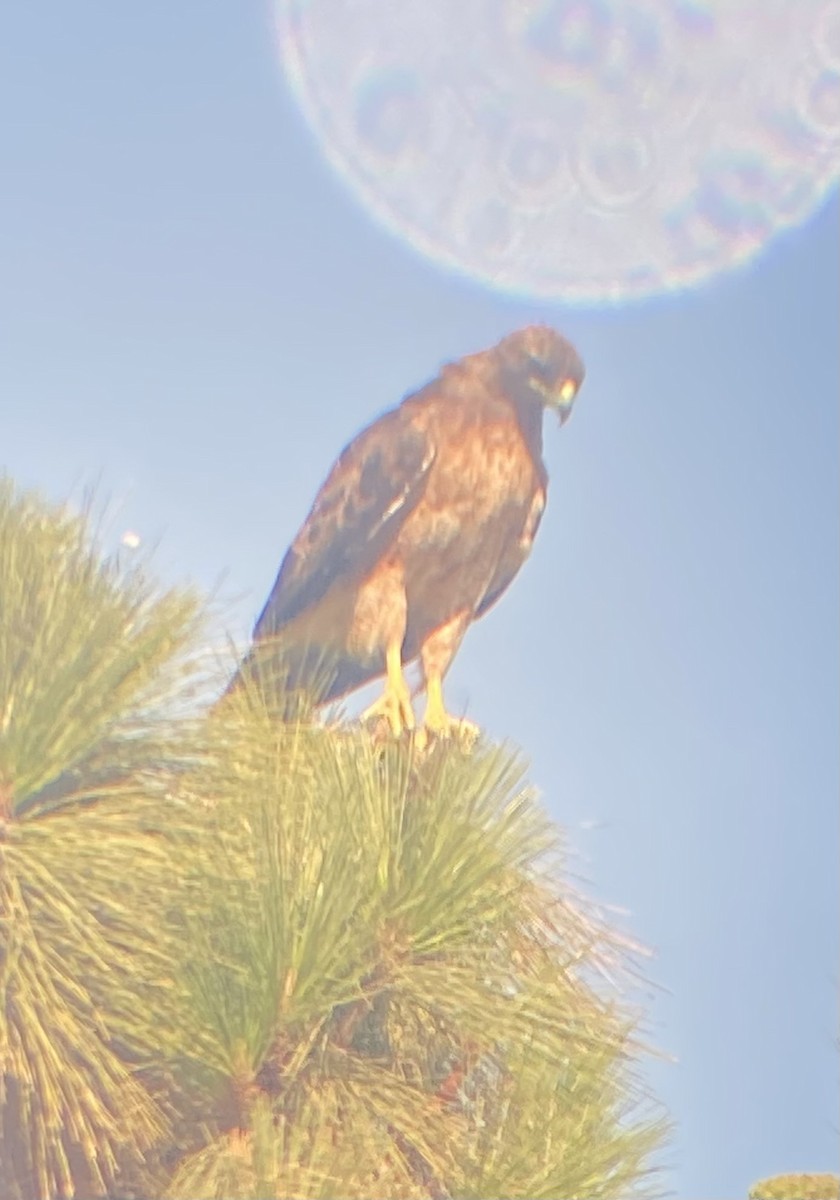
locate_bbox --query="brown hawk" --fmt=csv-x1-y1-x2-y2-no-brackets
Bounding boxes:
233,326,584,739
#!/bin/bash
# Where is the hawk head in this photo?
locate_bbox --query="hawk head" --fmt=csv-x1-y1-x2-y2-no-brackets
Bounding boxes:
497,326,585,425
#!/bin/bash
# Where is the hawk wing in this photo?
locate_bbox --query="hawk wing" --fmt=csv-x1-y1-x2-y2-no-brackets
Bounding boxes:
475,487,546,620
254,409,435,639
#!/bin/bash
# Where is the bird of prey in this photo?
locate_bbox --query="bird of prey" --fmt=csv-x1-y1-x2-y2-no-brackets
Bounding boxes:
234,326,584,740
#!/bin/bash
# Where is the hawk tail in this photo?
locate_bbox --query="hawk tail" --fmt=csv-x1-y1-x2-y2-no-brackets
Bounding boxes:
221,638,382,715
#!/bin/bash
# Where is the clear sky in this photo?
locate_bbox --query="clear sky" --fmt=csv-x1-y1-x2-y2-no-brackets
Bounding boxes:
1,5,837,1198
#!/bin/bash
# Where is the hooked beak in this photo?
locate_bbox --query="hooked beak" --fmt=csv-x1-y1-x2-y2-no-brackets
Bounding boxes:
532,375,579,424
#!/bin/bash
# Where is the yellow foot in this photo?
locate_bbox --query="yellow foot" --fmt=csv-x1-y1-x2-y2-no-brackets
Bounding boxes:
361,689,415,737
417,675,480,752
416,713,480,753
360,642,415,738
361,684,415,738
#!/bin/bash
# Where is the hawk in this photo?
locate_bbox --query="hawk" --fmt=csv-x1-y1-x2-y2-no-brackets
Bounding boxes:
233,326,584,739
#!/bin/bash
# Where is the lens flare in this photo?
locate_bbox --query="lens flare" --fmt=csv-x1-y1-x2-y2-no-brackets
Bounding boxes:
276,0,840,302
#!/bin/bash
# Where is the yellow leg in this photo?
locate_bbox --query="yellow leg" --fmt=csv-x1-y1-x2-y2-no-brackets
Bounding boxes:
422,674,449,734
361,642,414,736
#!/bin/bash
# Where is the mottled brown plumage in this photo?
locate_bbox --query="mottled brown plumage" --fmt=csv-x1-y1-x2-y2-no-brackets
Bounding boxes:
236,326,585,738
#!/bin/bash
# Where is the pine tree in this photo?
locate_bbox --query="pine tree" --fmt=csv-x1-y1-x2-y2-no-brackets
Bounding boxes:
1,477,667,1199
0,478,207,1199
749,1174,840,1199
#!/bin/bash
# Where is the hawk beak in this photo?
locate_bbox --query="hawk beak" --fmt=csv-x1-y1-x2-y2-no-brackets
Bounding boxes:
558,378,578,404
554,377,578,424
530,373,579,423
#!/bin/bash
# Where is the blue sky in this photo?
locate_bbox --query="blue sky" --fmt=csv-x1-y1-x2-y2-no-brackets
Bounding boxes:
2,5,837,1197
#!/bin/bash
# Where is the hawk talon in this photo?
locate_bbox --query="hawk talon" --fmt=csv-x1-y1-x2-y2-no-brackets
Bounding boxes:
361,642,415,737
415,715,480,753
361,688,415,738
417,675,480,751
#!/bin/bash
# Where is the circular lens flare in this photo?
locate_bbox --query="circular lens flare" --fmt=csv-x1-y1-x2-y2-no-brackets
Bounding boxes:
277,0,840,302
